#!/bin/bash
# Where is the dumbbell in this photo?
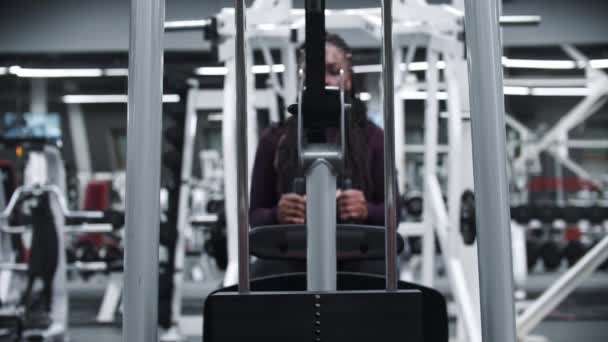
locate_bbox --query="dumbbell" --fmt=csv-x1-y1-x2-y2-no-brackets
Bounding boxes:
561,206,608,224
204,228,227,270
590,225,608,271
206,199,225,214
65,247,77,264
600,224,608,271
540,242,562,272
561,206,580,224
535,205,557,224
600,255,608,271
407,237,422,255
563,240,586,267
587,206,608,225
562,227,586,267
404,191,423,219
103,210,125,230
75,241,100,263
526,224,544,272
460,190,476,245
540,233,564,272
74,240,101,280
511,205,532,224
99,245,123,271
526,239,542,272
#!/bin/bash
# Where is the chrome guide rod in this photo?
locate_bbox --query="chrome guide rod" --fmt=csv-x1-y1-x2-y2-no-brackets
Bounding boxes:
381,0,398,290
124,0,165,340
235,0,251,293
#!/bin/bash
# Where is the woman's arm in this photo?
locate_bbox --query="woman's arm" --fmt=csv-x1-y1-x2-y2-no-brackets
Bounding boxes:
249,128,280,227
366,133,384,226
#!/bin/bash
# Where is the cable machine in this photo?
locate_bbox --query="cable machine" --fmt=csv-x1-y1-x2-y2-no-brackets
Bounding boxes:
123,1,517,342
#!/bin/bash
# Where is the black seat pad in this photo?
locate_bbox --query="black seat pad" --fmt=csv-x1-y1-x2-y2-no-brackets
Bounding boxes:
249,224,405,261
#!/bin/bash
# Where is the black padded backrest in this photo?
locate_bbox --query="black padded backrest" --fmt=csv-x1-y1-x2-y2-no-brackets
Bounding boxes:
204,273,448,342
249,224,405,261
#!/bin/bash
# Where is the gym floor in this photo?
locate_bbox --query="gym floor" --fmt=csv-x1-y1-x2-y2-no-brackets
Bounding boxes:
64,272,608,342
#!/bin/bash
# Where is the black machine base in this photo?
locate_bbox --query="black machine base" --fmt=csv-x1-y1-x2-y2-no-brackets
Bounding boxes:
205,290,421,342
204,273,448,342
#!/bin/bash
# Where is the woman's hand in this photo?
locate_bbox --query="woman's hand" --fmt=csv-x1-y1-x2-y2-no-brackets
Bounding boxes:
337,190,368,222
277,193,306,224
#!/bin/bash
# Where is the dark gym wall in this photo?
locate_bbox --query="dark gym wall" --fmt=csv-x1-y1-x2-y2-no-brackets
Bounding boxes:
1,0,608,53
0,0,219,53
79,105,127,172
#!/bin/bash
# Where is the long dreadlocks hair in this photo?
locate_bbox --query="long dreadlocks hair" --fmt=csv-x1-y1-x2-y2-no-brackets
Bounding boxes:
275,33,373,200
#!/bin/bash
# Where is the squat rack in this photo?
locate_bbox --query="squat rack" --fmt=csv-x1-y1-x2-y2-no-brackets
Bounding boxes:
124,2,516,342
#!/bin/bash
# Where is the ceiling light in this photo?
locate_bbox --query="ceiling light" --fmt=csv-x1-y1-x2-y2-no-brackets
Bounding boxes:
353,64,381,73
402,61,446,72
62,94,180,104
195,64,285,76
162,94,181,103
400,91,448,100
164,19,210,30
442,5,464,17
590,59,608,69
501,57,577,69
358,92,372,102
9,66,104,78
530,87,589,96
352,58,603,74
256,24,279,31
104,68,129,76
503,86,530,96
207,113,223,122
195,66,228,76
63,95,128,104
499,15,542,25
252,64,285,74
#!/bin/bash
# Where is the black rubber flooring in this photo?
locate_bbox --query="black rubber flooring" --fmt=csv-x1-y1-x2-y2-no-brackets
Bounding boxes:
63,272,608,341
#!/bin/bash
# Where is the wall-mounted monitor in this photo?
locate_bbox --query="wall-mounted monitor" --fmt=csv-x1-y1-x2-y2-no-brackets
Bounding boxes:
0,112,62,142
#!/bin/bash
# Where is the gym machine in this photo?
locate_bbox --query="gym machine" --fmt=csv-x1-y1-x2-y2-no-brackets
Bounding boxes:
509,45,608,191
505,61,608,337
0,140,124,341
203,0,447,340
124,1,517,342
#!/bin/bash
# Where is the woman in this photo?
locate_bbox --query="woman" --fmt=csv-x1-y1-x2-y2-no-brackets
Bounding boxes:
250,33,389,229
247,33,397,277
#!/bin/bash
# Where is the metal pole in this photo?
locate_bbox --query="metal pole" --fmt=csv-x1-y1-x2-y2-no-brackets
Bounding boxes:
235,0,250,293
554,146,565,206
306,161,337,291
462,1,517,342
394,48,406,195
30,78,47,114
124,0,164,340
66,103,93,173
421,50,439,288
381,0,397,291
517,234,608,338
171,84,200,329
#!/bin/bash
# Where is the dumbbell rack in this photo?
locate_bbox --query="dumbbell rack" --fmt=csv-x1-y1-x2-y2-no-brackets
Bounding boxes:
509,204,608,338
512,204,608,271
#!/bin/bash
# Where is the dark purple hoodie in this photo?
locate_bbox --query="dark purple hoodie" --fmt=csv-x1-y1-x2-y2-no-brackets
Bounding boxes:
249,120,392,227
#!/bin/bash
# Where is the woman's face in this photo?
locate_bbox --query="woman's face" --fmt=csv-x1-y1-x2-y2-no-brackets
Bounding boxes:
325,43,352,91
